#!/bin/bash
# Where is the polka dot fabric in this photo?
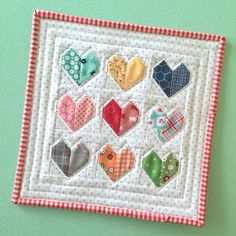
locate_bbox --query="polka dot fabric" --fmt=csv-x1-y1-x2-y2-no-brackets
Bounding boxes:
61,48,99,86
97,144,135,181
12,10,226,227
102,99,139,136
57,94,94,131
62,49,80,82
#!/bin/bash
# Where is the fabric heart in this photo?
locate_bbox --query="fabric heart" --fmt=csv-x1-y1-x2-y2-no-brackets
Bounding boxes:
97,144,135,181
107,54,145,91
61,48,99,86
152,60,190,97
51,139,89,177
142,150,179,187
57,94,94,132
147,106,184,142
102,99,139,136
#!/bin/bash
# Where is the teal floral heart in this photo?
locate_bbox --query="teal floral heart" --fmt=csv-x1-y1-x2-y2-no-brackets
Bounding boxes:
61,48,99,86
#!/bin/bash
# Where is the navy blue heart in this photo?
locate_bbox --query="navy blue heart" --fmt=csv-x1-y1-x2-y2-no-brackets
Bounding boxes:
152,60,190,97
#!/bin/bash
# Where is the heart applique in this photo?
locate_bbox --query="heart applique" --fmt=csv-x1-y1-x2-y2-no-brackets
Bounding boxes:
107,54,145,91
102,99,139,136
142,150,179,187
57,94,94,132
152,60,190,97
61,48,99,86
51,139,89,177
147,106,184,142
97,144,135,181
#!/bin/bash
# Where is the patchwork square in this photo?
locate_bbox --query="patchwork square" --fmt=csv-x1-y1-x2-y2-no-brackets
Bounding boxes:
97,144,135,181
147,106,184,142
12,10,225,227
152,60,190,97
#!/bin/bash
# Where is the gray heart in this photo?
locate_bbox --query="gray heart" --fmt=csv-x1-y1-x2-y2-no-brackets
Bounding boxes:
51,139,89,177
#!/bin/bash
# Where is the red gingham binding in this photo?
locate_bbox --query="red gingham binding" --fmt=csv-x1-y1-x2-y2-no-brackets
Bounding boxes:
12,10,226,227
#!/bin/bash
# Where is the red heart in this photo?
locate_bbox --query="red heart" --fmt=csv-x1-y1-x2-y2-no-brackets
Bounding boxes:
102,99,139,136
57,94,94,131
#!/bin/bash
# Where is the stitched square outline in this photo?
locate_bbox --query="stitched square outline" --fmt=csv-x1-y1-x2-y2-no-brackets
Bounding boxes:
12,9,226,227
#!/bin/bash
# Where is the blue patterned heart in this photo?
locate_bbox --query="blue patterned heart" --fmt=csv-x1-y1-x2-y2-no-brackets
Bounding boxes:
152,60,190,97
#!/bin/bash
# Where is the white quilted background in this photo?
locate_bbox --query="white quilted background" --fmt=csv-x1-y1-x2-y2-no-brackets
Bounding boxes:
20,19,219,220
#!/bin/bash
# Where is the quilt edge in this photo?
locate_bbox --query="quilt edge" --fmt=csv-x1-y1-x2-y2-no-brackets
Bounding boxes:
11,9,226,228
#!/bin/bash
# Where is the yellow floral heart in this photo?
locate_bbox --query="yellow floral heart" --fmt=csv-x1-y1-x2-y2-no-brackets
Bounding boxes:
107,54,145,91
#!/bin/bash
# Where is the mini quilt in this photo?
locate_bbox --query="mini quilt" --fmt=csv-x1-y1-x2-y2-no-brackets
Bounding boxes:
12,10,226,227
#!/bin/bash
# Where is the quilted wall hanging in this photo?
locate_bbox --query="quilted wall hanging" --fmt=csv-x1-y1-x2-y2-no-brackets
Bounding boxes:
12,10,226,227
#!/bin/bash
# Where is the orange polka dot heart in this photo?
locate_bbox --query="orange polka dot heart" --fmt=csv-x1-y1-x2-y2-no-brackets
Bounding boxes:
57,94,94,132
102,99,139,136
107,54,145,91
97,144,135,181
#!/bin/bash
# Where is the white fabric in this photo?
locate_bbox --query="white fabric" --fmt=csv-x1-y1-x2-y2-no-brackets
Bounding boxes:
20,19,219,219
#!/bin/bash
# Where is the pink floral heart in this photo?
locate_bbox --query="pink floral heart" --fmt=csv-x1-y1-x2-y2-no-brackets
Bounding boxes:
57,94,94,131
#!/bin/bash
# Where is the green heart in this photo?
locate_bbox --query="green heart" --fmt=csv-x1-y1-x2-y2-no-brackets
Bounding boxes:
142,150,179,187
61,48,99,86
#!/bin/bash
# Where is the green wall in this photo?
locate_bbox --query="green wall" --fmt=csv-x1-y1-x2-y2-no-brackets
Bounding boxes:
0,0,235,235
